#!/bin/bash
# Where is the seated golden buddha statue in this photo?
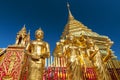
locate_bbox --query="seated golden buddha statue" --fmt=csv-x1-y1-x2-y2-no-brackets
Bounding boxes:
25,28,50,80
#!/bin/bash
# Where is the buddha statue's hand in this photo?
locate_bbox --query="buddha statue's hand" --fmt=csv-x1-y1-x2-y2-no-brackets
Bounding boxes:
41,52,50,58
31,54,40,59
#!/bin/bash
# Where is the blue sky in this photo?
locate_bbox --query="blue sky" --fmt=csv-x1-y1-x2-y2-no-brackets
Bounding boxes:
0,0,120,59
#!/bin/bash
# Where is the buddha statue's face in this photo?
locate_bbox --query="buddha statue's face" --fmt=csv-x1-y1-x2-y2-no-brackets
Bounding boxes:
35,29,44,40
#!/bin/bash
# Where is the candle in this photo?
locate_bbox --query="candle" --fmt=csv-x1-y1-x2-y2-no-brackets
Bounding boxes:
48,57,50,66
51,56,53,67
45,58,47,67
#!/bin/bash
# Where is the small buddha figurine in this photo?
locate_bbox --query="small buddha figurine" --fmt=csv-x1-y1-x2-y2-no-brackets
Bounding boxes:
25,28,50,80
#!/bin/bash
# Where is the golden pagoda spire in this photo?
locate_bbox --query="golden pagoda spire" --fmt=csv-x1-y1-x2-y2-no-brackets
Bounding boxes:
27,30,30,41
19,24,27,35
67,2,74,20
28,30,30,35
21,24,26,31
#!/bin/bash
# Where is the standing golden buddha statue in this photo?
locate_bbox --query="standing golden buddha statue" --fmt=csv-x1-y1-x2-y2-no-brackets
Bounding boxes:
25,28,50,80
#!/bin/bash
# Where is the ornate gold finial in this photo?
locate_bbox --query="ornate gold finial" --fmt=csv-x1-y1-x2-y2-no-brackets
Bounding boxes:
23,24,26,27
67,2,74,20
18,24,27,35
27,30,30,41
28,30,30,35
21,24,26,31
